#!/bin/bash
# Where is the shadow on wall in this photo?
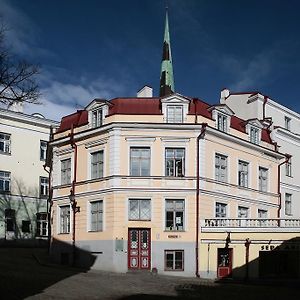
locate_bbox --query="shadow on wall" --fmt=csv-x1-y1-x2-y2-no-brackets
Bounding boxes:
219,237,300,281
0,238,96,300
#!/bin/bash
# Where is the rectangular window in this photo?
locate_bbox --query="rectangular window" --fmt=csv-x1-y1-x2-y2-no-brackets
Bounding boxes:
258,167,268,192
165,199,184,231
91,151,104,179
167,106,183,123
286,159,292,177
0,133,11,154
92,109,103,128
61,158,71,185
0,171,10,192
36,212,48,236
217,113,227,132
165,148,185,177
238,206,249,218
284,116,291,130
285,193,292,216
250,127,259,144
5,209,15,232
60,205,70,234
40,140,47,160
238,160,249,187
258,209,267,218
129,199,151,221
90,201,103,231
40,177,49,197
130,147,150,176
22,220,31,233
215,154,227,183
165,250,184,271
216,202,227,218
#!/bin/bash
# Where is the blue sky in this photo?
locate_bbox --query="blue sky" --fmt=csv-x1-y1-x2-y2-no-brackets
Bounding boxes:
1,0,299,120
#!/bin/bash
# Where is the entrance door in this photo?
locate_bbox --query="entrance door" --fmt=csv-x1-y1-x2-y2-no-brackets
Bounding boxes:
128,228,151,270
217,248,233,278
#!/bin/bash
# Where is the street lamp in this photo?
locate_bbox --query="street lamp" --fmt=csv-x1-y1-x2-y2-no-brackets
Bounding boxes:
69,189,80,213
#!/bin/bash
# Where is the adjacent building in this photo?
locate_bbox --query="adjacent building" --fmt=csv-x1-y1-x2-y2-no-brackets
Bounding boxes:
0,105,59,242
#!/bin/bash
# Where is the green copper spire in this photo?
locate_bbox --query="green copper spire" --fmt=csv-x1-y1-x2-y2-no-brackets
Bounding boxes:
159,8,175,97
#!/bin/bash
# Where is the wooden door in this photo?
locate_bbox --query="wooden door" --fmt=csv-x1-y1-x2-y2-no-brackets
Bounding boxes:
217,248,233,278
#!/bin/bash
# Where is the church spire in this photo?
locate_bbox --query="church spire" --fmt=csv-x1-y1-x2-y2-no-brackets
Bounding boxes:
159,7,175,97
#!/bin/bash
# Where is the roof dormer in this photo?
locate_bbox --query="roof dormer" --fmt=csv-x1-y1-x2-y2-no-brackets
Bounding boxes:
85,99,110,129
245,119,263,144
161,93,191,123
208,104,234,133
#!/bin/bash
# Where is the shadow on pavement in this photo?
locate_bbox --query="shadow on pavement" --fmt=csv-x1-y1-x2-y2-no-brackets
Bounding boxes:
0,239,96,300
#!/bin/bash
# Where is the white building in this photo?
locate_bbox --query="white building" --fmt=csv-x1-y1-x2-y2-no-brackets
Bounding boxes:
0,105,59,242
221,89,300,219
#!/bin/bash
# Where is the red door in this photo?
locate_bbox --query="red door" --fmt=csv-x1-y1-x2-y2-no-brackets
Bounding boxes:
217,248,233,278
128,228,151,270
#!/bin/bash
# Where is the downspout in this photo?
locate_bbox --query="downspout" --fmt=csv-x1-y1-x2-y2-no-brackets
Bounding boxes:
277,154,291,220
69,125,78,266
196,122,207,277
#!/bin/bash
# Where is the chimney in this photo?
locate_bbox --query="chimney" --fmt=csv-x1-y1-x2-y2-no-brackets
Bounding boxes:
8,101,24,113
137,85,153,98
220,88,230,104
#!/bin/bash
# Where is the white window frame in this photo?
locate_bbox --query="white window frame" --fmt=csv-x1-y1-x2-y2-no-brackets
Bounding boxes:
166,105,183,123
215,202,227,218
128,198,151,221
130,147,151,176
88,200,103,232
165,148,185,177
40,176,49,198
165,250,184,271
0,171,11,192
217,113,228,132
61,158,72,185
238,206,249,218
0,132,11,154
286,159,292,177
285,193,292,216
165,199,185,231
91,108,103,128
249,126,259,144
284,116,291,130
36,212,48,237
90,150,104,179
40,140,47,161
258,166,268,192
238,160,249,188
215,153,228,183
59,205,71,234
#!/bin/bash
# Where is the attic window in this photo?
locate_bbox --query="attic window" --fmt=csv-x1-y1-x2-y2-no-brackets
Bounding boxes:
249,127,259,144
217,113,227,132
92,108,103,128
167,106,183,123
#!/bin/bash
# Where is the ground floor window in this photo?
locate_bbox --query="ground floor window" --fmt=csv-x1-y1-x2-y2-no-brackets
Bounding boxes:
165,250,184,271
5,208,15,232
36,212,48,236
22,220,31,233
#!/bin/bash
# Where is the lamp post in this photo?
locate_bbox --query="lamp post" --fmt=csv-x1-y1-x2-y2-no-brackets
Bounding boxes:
69,189,80,266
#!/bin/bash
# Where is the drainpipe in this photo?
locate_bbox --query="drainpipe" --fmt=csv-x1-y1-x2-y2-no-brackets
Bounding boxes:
244,238,251,281
69,125,79,266
195,123,207,277
277,154,292,221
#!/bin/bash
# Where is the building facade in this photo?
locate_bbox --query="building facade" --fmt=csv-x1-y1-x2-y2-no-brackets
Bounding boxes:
49,91,300,278
0,107,58,243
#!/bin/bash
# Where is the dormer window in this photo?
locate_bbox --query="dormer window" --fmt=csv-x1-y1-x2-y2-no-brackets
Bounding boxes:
91,108,103,128
284,116,291,131
217,113,227,132
167,105,183,123
250,127,259,144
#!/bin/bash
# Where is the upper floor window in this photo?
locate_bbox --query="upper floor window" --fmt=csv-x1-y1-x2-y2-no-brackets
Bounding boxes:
285,193,292,216
215,154,227,183
61,158,71,185
165,148,185,177
215,202,227,218
217,113,227,132
258,209,267,219
0,171,10,192
129,199,151,221
250,127,259,144
238,160,249,188
40,176,49,198
165,199,184,231
91,151,104,179
130,147,150,176
36,212,48,237
90,200,103,231
238,206,249,218
286,159,292,177
284,116,291,130
258,167,268,192
40,140,47,160
0,133,11,154
92,108,103,128
167,106,183,123
60,205,70,234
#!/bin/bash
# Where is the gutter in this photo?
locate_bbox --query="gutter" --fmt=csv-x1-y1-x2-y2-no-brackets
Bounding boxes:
195,123,207,277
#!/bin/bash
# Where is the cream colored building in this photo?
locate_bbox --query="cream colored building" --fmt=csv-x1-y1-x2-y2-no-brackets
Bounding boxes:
49,90,300,279
0,106,59,242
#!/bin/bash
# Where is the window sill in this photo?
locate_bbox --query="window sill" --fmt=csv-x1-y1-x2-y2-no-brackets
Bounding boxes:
58,233,70,235
164,269,184,272
88,230,103,232
129,219,151,222
0,152,11,156
164,230,185,232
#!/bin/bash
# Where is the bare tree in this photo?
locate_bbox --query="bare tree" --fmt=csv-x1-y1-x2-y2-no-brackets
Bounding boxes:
0,22,41,107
